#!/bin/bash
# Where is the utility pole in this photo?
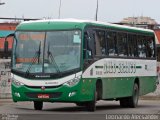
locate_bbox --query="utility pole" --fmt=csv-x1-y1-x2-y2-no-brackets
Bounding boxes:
95,0,99,21
58,0,62,19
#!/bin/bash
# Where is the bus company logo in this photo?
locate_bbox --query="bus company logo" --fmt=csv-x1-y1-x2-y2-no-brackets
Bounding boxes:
35,75,50,78
45,81,58,85
41,86,45,90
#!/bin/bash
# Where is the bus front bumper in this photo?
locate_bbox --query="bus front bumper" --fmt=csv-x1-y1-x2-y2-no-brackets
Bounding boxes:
11,79,94,103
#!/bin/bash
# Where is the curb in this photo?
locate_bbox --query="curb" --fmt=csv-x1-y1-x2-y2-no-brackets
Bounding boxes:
140,96,160,100
0,99,13,103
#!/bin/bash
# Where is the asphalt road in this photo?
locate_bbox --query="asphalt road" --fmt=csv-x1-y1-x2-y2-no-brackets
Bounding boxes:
0,100,160,120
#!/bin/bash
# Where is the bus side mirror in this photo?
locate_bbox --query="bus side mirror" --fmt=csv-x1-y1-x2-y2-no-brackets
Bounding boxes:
4,33,14,59
4,40,9,56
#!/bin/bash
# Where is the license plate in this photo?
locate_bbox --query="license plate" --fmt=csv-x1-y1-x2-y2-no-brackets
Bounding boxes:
38,94,49,98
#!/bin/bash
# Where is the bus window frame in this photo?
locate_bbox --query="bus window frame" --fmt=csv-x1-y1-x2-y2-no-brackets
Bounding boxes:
83,25,156,60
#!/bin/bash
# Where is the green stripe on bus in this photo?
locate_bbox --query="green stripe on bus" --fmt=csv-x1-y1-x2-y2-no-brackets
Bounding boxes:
136,66,142,69
95,66,104,69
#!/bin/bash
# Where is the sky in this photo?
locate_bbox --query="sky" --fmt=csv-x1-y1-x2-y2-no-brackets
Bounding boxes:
0,0,160,23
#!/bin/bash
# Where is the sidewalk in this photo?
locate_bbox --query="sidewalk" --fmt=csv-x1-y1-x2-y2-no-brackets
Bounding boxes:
0,98,13,103
139,83,160,100
140,95,160,100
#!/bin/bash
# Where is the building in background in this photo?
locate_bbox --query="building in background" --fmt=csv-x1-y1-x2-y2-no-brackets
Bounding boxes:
119,16,159,29
0,17,39,58
0,23,17,98
121,16,157,24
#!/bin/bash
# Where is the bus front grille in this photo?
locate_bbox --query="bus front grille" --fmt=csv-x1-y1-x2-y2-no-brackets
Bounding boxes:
24,85,62,89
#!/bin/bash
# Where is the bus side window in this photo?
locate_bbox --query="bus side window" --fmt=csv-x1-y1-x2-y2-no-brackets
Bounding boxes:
133,35,138,57
128,34,137,57
94,30,105,56
117,33,127,57
137,36,146,58
107,31,117,56
146,37,154,58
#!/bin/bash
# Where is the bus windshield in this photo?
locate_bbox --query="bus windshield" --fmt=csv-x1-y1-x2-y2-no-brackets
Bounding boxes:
12,30,81,75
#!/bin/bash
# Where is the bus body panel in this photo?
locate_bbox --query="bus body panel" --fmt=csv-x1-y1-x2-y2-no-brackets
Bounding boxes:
82,58,157,99
11,77,96,102
101,76,156,99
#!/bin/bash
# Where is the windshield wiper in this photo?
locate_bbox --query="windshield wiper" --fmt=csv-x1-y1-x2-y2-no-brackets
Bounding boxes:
47,43,61,74
25,41,41,77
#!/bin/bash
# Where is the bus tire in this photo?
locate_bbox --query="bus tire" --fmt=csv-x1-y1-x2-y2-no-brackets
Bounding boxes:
34,101,43,110
119,98,129,107
128,83,139,108
119,83,139,108
76,102,86,106
86,89,97,112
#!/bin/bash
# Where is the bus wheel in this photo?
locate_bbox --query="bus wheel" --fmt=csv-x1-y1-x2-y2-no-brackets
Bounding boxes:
76,102,86,106
119,83,139,108
86,89,97,112
128,83,139,108
34,101,43,110
119,98,128,107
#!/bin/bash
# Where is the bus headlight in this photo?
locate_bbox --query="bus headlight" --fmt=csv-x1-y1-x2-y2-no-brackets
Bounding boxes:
12,78,24,86
64,76,81,87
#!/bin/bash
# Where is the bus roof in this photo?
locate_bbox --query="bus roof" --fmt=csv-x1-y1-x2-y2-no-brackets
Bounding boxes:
16,19,154,35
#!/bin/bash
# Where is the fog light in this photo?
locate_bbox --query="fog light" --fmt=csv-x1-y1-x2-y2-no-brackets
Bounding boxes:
68,91,76,97
15,92,20,97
